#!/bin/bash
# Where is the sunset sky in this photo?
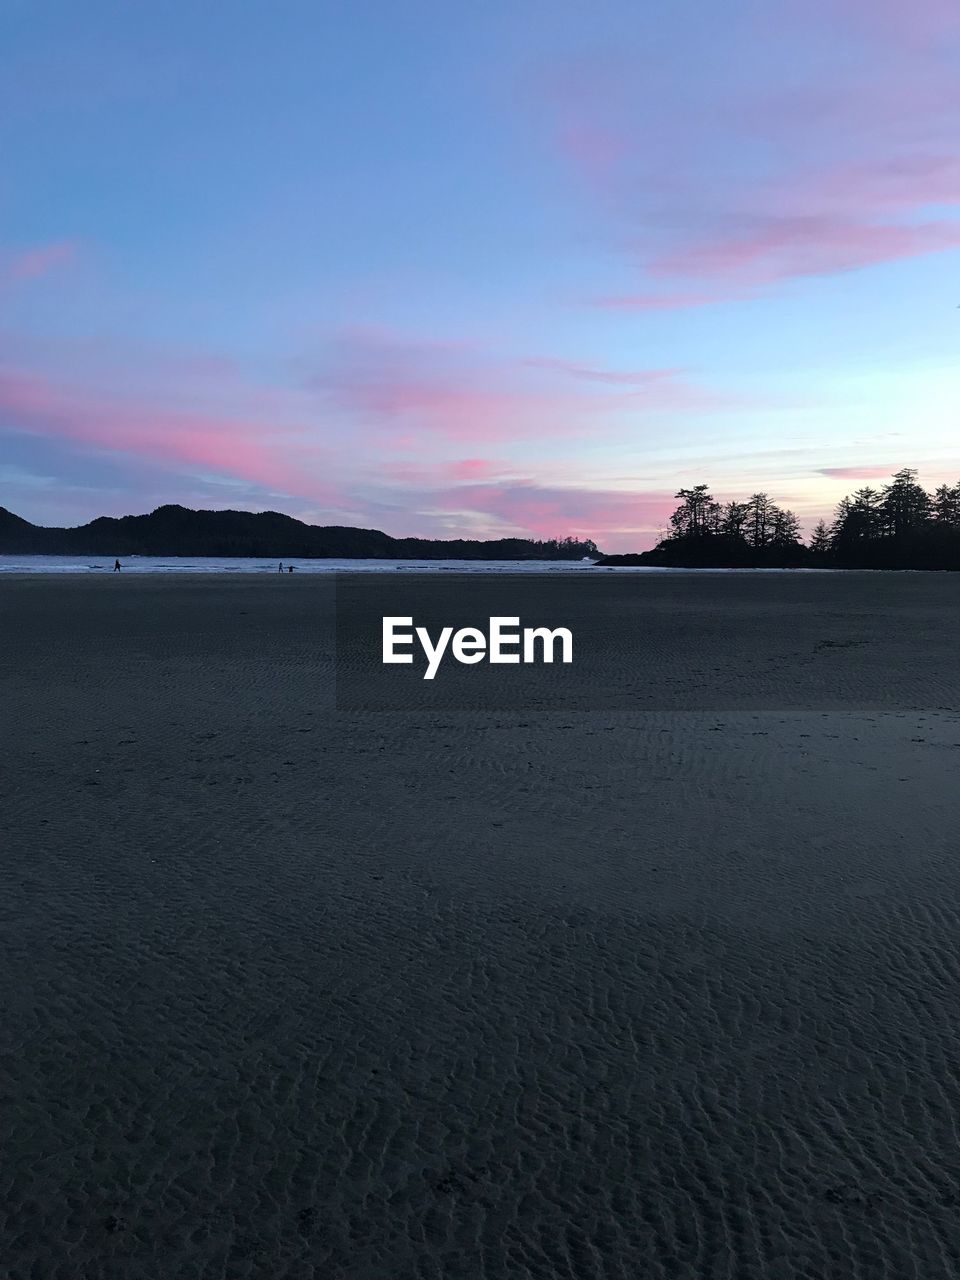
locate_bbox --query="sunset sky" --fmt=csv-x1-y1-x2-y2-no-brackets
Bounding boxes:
2,0,958,550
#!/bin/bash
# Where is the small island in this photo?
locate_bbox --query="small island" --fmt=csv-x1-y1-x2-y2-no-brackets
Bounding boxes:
597,469,960,570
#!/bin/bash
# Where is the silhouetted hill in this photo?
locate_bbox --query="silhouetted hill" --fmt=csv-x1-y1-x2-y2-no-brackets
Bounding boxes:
0,507,35,540
0,504,601,561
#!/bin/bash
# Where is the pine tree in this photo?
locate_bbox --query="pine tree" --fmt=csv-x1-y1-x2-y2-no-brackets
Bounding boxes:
809,519,831,555
932,481,960,527
745,493,772,548
770,508,802,547
669,485,714,539
706,500,724,535
722,501,749,540
880,468,930,538
833,487,882,546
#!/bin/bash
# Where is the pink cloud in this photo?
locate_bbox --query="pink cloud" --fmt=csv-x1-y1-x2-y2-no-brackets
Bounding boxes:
557,124,630,187
0,334,704,549
309,329,732,443
422,481,677,547
815,0,960,47
0,366,339,504
446,458,506,481
597,208,960,307
377,458,514,486
339,476,676,550
652,216,960,286
538,3,960,308
0,327,751,547
819,465,898,479
6,241,79,281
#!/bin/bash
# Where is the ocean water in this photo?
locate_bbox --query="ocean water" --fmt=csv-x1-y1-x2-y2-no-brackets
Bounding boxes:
0,556,606,574
0,556,842,574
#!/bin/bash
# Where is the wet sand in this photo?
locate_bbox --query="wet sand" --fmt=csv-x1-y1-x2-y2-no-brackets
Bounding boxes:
4,571,960,1278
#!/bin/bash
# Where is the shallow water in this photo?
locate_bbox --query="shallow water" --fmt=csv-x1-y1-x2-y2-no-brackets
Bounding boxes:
0,554,844,574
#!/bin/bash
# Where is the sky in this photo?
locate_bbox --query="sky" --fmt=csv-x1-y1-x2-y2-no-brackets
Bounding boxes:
1,0,958,551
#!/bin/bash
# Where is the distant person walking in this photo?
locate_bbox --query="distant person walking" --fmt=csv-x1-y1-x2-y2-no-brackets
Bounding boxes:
114,559,121,572
278,562,284,573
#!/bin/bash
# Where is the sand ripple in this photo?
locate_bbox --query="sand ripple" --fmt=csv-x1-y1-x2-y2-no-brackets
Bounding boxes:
4,574,960,1277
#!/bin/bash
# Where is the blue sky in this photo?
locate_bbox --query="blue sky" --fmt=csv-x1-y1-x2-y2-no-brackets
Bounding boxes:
1,0,958,548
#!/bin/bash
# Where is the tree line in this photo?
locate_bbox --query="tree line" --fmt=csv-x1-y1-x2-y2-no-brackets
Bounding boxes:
654,470,960,569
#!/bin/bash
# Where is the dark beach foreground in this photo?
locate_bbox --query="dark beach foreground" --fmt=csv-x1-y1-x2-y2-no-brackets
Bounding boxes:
4,571,960,1279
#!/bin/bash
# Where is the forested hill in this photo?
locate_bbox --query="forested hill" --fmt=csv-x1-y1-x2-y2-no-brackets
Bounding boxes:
0,504,600,561
594,470,960,570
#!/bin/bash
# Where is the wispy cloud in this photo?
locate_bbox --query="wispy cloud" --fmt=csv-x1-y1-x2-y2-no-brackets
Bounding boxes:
818,465,899,479
422,480,675,541
818,0,960,48
522,357,683,386
5,241,79,282
0,328,735,546
0,365,338,504
538,1,960,308
305,329,734,443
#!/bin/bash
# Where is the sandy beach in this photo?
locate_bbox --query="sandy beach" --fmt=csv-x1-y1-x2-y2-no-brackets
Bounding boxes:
5,571,960,1279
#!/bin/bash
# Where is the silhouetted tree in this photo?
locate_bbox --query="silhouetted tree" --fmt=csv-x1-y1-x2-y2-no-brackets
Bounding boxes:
880,468,929,538
831,487,882,549
722,501,749,539
637,468,960,569
809,519,831,556
670,485,714,539
770,508,802,547
706,499,725,535
745,493,774,548
933,481,960,527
